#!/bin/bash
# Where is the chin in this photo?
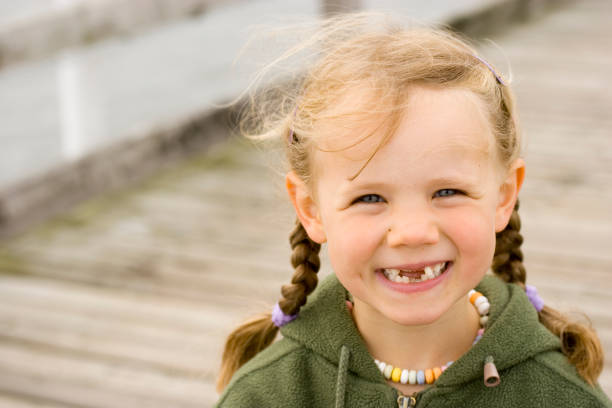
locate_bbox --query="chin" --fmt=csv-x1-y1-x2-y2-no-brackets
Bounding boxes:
385,308,444,327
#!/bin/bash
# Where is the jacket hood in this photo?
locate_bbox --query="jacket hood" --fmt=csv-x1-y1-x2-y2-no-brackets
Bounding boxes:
280,274,562,390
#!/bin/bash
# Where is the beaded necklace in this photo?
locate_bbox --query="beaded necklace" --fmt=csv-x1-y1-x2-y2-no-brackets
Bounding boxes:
373,289,490,386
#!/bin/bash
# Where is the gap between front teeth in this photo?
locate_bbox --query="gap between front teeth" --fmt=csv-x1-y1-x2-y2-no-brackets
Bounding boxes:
383,262,446,283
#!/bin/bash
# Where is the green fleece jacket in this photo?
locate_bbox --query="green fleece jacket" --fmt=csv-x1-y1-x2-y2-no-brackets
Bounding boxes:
215,275,611,407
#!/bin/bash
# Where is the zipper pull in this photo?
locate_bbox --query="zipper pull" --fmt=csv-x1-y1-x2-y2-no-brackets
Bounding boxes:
397,392,417,408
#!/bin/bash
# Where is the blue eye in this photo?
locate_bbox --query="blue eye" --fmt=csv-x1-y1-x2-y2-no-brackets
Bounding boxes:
354,194,385,204
434,189,462,198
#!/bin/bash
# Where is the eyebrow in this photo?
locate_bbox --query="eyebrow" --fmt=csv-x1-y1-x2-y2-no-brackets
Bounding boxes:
337,181,382,198
427,175,478,186
344,173,478,186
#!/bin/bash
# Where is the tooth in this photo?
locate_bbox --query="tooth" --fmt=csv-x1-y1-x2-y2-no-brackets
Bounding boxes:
433,264,441,277
386,271,405,283
424,266,434,279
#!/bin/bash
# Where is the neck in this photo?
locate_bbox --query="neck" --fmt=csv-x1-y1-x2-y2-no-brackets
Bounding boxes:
352,296,480,370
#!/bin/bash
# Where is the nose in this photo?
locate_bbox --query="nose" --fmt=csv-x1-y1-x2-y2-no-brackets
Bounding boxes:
386,207,440,248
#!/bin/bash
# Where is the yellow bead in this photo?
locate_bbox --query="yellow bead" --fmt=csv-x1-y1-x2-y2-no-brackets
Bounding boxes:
391,367,402,382
425,368,434,384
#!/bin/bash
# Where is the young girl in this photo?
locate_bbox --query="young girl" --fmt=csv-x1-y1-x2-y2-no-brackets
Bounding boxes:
215,14,610,407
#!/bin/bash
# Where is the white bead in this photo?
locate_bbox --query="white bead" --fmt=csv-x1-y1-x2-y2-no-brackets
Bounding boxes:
408,370,417,385
400,369,410,384
477,301,490,315
374,359,380,365
378,361,386,373
474,296,488,308
480,315,489,326
383,364,393,379
468,289,476,297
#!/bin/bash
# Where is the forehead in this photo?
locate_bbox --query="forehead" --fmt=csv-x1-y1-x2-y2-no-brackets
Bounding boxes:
312,86,496,180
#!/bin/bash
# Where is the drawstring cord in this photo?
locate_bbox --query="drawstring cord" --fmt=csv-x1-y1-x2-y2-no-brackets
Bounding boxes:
335,345,350,408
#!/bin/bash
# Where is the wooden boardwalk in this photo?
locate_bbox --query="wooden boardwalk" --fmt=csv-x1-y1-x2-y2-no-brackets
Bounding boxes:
0,1,611,406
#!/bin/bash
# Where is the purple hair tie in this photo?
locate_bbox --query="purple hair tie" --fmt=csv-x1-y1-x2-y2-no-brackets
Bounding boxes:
525,285,544,312
473,54,506,86
272,303,298,327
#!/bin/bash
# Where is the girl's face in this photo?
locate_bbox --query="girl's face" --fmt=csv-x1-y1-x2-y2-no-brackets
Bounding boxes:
288,86,523,327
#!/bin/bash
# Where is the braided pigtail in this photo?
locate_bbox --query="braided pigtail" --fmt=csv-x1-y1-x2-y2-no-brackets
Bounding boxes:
492,201,604,385
280,219,322,314
216,220,321,392
492,201,526,286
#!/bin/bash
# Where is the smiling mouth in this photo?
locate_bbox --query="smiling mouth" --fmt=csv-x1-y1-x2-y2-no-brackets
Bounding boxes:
380,261,450,283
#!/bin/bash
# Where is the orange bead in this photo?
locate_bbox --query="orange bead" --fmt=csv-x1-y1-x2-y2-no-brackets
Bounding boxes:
469,291,483,305
425,368,434,384
391,367,402,383
433,367,442,380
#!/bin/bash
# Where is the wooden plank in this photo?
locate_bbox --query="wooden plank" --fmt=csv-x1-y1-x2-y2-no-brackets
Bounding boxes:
0,276,240,330
0,258,286,306
0,339,217,408
0,394,69,408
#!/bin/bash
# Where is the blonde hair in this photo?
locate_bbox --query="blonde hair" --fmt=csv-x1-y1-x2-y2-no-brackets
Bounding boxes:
217,13,603,391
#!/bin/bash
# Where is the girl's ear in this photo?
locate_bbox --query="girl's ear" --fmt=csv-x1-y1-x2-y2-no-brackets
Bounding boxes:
495,158,526,232
286,171,327,243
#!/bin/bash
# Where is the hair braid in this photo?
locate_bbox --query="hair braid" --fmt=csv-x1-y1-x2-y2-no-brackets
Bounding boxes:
216,220,321,392
491,200,603,385
492,200,525,286
279,219,322,315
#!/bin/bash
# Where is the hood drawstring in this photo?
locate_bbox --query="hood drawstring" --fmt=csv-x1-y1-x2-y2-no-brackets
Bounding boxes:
335,345,350,408
484,355,501,387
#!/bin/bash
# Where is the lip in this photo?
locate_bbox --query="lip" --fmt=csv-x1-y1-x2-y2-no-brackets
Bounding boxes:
375,261,453,294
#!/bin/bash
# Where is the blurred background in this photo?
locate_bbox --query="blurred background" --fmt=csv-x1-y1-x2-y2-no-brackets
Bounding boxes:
0,0,610,406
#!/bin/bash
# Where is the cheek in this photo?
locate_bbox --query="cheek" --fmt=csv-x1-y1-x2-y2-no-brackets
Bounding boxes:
324,214,384,271
445,207,497,262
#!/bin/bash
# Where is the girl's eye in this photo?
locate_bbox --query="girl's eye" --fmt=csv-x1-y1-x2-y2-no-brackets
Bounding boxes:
434,189,463,198
353,194,385,204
